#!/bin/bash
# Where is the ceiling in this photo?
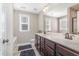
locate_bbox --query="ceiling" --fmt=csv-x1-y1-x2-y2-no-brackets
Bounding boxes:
45,3,77,17
13,3,77,17
13,3,47,14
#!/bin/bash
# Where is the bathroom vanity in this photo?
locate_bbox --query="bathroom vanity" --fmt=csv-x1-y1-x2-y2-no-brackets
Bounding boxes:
35,33,79,56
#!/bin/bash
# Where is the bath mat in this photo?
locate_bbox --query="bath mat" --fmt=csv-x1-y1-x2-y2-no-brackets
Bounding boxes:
20,49,36,56
18,44,32,51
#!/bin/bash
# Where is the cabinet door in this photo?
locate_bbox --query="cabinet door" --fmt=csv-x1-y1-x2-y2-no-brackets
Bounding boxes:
37,36,41,53
56,44,79,56
40,37,45,55
45,39,55,50
45,39,55,56
45,45,54,56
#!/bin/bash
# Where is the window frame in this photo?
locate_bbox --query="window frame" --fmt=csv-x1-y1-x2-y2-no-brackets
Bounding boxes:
19,14,30,32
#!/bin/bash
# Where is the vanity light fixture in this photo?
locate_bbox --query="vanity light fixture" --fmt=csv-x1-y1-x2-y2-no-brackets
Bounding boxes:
33,8,37,11
43,6,49,12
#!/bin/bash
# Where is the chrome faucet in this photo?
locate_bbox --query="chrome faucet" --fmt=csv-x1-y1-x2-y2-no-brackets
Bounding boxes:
65,33,73,40
69,35,73,40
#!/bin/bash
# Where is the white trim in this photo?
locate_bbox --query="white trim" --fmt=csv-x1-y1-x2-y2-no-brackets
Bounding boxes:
17,42,31,47
19,14,30,32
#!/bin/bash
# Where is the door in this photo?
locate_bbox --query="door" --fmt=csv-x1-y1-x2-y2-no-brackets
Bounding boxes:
0,3,13,56
0,3,7,56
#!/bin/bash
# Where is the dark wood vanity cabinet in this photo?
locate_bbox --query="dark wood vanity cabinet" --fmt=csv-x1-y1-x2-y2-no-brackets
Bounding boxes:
35,34,79,56
56,44,79,56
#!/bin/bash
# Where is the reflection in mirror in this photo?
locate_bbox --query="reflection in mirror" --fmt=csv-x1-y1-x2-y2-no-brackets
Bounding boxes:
72,17,77,34
69,4,79,34
58,16,68,33
45,17,52,32
77,11,79,34
43,3,78,34
44,16,58,34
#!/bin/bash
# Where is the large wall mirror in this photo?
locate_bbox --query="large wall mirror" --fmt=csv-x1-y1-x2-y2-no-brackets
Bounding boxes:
43,3,78,34
69,4,79,34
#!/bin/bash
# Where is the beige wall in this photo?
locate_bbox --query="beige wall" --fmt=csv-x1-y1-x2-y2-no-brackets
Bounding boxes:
38,11,44,32
13,10,38,44
13,10,59,44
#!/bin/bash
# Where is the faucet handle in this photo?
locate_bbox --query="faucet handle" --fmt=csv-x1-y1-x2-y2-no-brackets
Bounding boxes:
69,35,73,40
65,33,69,39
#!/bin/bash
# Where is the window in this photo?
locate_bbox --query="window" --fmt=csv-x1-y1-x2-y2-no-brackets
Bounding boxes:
19,14,30,32
59,16,68,33
45,18,52,32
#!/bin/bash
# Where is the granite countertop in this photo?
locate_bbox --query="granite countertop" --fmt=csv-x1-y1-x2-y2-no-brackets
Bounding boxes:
35,33,79,52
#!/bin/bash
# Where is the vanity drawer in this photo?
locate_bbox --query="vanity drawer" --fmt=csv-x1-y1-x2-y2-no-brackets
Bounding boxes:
56,44,79,56
45,39,55,50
